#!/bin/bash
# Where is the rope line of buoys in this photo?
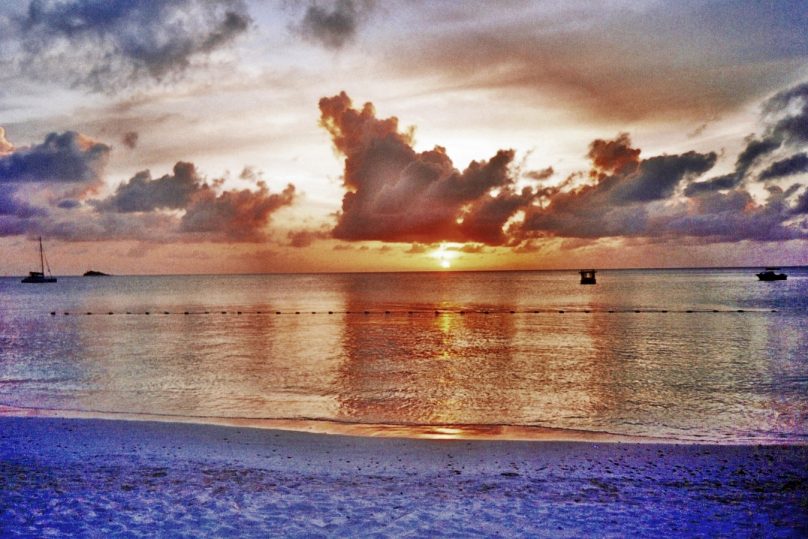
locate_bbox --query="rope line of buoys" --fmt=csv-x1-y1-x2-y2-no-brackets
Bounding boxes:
49,308,777,316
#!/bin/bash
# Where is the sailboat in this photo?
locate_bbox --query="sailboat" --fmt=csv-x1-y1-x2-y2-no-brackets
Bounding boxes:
21,237,57,283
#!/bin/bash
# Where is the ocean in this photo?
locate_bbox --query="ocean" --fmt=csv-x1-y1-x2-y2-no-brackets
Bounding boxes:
1,269,806,443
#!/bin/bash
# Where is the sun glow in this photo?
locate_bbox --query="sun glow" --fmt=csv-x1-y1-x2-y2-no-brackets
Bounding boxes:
432,243,460,270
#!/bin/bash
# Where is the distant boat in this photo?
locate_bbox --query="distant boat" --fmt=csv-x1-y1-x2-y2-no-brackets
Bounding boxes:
21,237,57,283
579,269,597,285
756,268,787,281
83,270,110,277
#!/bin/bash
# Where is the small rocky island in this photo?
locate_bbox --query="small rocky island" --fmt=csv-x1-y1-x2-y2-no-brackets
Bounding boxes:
83,270,110,277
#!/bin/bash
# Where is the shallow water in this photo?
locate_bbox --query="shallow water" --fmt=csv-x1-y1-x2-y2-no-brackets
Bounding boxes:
1,269,806,442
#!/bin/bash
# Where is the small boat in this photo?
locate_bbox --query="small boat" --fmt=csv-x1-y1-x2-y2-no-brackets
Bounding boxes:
21,237,57,283
756,268,787,281
579,269,597,285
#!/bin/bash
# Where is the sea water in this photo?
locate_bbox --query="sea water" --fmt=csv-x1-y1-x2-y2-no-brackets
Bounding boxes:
1,269,806,443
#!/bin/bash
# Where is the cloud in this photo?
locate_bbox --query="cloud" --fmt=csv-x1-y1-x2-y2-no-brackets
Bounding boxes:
759,153,808,181
766,82,808,144
321,88,808,250
296,0,373,49
179,182,295,241
611,152,716,204
0,127,14,155
0,131,110,184
525,166,554,181
685,83,808,194
93,161,296,241
319,91,533,245
122,131,139,149
0,188,43,218
518,126,807,244
791,188,808,215
7,0,251,91
382,1,808,122
587,133,641,176
287,228,330,247
95,161,201,212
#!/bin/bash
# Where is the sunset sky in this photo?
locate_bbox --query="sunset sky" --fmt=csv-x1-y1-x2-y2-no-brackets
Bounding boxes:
1,0,807,274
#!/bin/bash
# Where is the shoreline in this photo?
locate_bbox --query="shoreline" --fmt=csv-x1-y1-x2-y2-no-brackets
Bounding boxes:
3,404,803,445
2,416,807,536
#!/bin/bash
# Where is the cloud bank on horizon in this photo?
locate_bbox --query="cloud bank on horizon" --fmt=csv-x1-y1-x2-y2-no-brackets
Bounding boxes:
1,84,807,253
0,0,807,270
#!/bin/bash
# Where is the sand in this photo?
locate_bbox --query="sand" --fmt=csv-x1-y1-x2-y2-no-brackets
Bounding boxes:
1,417,806,537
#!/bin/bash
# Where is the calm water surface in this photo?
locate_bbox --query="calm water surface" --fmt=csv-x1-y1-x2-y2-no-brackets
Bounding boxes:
1,269,806,442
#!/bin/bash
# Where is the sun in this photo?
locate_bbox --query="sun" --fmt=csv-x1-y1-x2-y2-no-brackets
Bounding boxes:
432,243,459,270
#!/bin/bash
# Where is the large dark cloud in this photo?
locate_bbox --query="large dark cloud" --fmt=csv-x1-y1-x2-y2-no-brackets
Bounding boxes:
296,0,373,49
0,131,110,184
7,0,251,91
320,91,808,248
319,91,533,245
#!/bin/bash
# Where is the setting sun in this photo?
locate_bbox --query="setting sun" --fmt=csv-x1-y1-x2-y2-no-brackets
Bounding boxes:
432,243,459,269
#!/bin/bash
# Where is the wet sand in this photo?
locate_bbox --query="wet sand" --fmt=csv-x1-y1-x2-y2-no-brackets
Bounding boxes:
1,417,806,536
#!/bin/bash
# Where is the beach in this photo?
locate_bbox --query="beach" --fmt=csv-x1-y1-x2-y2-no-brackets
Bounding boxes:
2,417,806,537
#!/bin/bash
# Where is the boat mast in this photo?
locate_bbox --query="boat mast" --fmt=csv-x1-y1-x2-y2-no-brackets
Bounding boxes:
39,236,44,274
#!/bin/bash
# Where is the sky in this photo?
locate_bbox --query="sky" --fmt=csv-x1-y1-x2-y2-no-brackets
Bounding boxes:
1,0,807,274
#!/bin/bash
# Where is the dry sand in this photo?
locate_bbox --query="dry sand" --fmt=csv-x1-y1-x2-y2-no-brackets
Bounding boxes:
1,417,806,536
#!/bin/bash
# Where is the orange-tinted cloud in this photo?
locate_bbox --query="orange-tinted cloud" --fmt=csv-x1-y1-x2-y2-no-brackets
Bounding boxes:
94,161,295,242
319,92,533,245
